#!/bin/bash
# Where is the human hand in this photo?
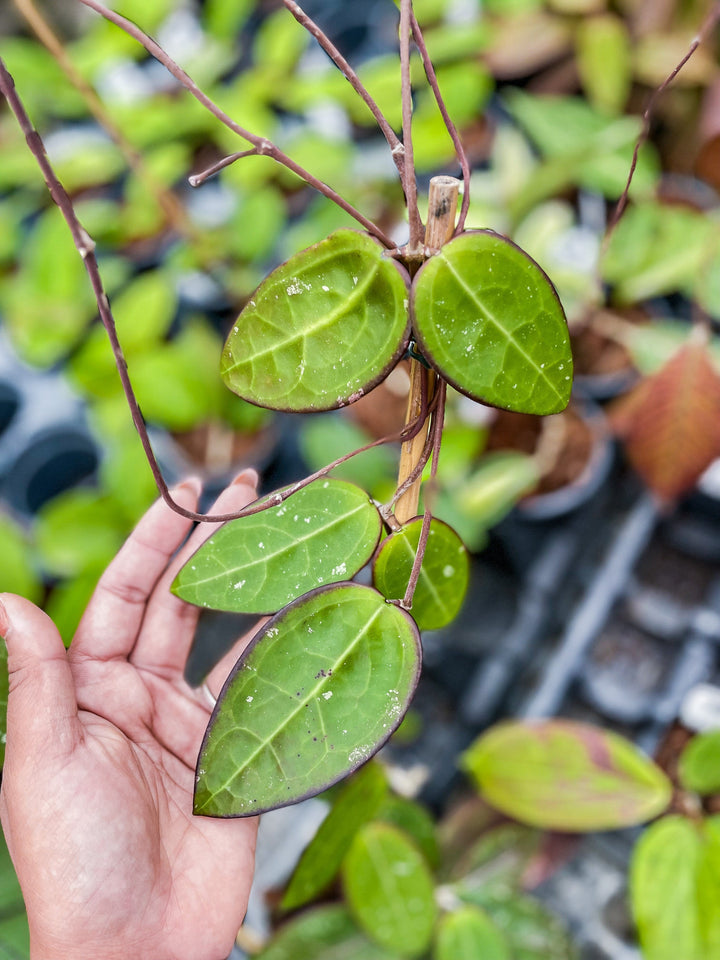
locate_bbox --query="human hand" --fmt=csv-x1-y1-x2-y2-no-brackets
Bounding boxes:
0,471,260,960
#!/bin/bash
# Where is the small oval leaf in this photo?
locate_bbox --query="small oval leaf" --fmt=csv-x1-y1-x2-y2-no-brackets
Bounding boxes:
678,730,720,797
221,229,411,412
462,719,672,831
281,762,389,912
372,518,469,631
172,478,382,613
194,584,421,817
631,816,704,960
343,822,437,958
412,230,572,415
257,905,401,960
435,906,510,960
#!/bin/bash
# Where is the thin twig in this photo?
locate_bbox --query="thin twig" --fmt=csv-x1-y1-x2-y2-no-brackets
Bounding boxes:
409,10,471,235
281,0,406,179
399,0,423,251
13,0,196,242
0,55,426,525
189,149,258,187
75,0,395,248
603,0,720,254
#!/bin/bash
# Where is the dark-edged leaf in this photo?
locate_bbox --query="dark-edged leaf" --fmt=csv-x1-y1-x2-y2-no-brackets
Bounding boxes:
221,230,411,412
412,231,572,415
678,730,720,797
610,342,720,502
343,822,437,958
173,478,383,614
373,518,468,631
631,816,703,960
256,904,401,960
435,906,510,960
281,762,388,912
194,584,421,816
462,719,671,831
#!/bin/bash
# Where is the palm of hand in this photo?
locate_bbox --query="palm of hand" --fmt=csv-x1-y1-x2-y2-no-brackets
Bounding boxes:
0,477,259,960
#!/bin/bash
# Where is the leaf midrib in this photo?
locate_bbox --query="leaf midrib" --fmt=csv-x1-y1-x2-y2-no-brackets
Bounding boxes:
198,598,386,811
437,253,565,404
182,500,374,591
224,259,382,372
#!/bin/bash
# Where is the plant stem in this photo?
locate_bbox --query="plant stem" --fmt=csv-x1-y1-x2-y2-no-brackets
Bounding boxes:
400,0,423,252
281,0,406,178
602,0,720,254
0,54,430,525
75,0,395,249
395,175,459,524
13,0,197,243
408,10,471,235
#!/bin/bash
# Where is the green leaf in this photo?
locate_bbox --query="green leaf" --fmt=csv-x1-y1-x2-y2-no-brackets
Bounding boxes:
372,518,469,631
299,416,397,500
462,719,672,831
412,231,572,415
631,816,704,960
377,796,439,869
173,478,383,614
343,822,437,958
0,515,42,605
576,15,632,116
194,584,421,816
282,762,388,912
458,887,577,960
435,906,510,960
221,230,411,412
35,490,127,578
698,816,720,956
256,905,401,960
456,452,540,526
679,731,720,797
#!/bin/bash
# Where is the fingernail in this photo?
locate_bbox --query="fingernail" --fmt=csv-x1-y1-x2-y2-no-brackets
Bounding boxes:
172,476,202,497
232,467,259,489
0,599,9,639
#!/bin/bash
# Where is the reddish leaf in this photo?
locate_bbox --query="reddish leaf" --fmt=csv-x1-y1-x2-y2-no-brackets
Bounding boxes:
610,342,720,502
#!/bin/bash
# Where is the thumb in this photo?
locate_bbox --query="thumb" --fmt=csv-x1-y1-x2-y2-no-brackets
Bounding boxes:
0,594,80,765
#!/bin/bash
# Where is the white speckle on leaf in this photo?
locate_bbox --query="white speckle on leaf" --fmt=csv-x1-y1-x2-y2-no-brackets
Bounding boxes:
322,284,329,291
443,565,455,578
246,696,253,703
322,691,332,700
331,562,347,577
234,579,246,589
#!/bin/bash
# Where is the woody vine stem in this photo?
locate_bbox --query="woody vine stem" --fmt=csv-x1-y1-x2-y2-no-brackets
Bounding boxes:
0,0,716,546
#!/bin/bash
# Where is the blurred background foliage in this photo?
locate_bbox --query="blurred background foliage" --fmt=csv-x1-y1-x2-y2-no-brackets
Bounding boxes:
1,0,720,951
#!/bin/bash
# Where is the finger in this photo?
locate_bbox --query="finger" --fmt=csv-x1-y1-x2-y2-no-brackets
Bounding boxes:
0,594,80,771
130,468,259,675
200,618,266,702
70,479,202,663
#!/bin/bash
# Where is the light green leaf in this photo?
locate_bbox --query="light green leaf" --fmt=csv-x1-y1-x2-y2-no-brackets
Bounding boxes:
679,731,720,797
435,906,510,960
173,478,382,613
373,518,469,631
377,796,439,869
576,15,632,116
458,887,577,960
343,823,437,958
0,515,41,605
282,762,388,912
462,719,672,831
456,452,540,526
631,816,704,960
35,490,127,578
412,231,572,415
221,230,411,412
257,905,401,960
299,416,397,500
194,584,421,816
698,816,720,956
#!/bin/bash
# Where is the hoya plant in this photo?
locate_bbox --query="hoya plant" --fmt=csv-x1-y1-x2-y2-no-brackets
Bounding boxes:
0,0,574,820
